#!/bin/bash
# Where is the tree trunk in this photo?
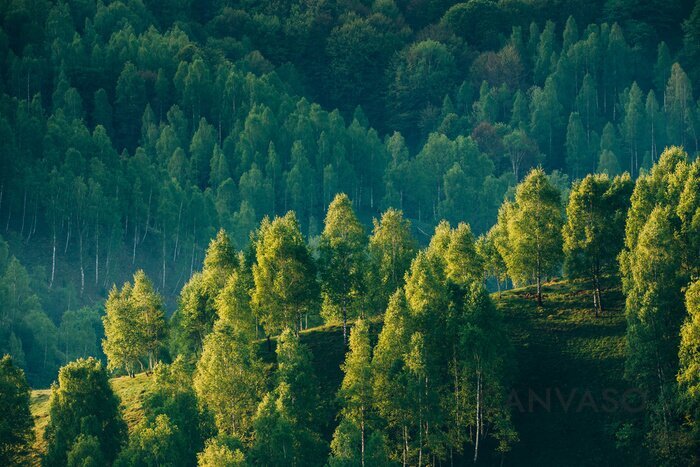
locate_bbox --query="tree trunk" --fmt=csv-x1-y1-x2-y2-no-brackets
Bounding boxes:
50,225,56,289
19,188,26,237
132,223,138,265
361,405,366,467
342,301,348,346
94,217,99,286
403,425,408,467
474,369,481,463
79,229,85,296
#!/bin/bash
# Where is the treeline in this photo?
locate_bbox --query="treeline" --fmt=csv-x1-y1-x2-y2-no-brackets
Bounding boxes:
0,0,699,314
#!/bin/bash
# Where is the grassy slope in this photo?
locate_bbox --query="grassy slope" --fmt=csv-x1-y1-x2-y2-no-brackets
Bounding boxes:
498,278,630,466
30,280,631,466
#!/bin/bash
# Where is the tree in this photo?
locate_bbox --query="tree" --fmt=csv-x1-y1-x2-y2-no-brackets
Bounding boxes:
44,358,126,466
67,434,104,467
534,21,556,84
530,77,564,165
503,168,563,305
665,63,696,152
172,230,238,358
597,149,622,176
619,147,697,463
371,290,414,465
319,194,367,344
678,279,700,459
190,118,217,189
367,209,416,312
115,62,146,150
331,319,376,466
386,40,457,138
252,212,319,336
130,270,167,371
504,128,538,182
102,284,142,376
0,355,33,466
194,319,264,440
197,436,246,467
622,82,644,177
59,307,103,363
103,271,166,375
565,112,587,179
250,329,325,465
114,415,180,467
563,173,633,315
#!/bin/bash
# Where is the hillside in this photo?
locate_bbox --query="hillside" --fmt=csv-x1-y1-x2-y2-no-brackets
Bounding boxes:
29,278,630,466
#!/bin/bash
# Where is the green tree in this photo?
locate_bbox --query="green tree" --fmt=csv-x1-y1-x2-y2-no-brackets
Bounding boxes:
130,270,167,372
678,279,700,462
367,209,416,312
250,329,325,465
115,62,146,150
387,40,457,137
565,112,587,179
622,82,645,177
103,270,166,375
665,63,695,150
194,319,264,440
114,414,180,467
503,168,563,305
319,194,367,343
619,147,697,463
371,290,414,464
197,436,246,467
476,227,508,294
563,173,633,315
102,283,142,376
530,77,564,164
252,212,319,336
0,355,33,466
44,358,126,466
67,434,104,467
330,319,377,466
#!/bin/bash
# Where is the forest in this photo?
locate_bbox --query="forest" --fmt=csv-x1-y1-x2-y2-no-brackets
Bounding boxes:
0,0,699,465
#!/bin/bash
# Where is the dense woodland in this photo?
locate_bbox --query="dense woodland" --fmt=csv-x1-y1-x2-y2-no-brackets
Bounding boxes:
0,0,700,465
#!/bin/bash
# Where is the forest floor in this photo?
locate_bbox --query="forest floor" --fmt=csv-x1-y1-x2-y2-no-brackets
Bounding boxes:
29,278,631,466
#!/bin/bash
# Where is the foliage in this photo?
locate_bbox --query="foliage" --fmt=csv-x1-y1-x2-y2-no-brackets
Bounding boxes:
563,173,633,314
0,355,34,466
43,358,126,466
